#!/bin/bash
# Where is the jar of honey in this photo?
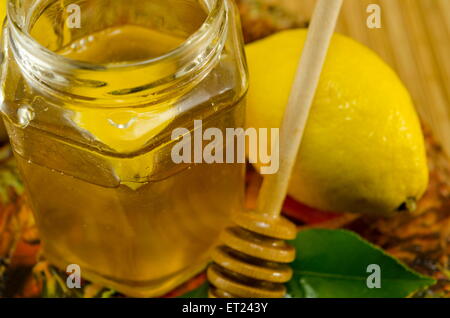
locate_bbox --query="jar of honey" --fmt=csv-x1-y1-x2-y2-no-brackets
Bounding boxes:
1,0,248,297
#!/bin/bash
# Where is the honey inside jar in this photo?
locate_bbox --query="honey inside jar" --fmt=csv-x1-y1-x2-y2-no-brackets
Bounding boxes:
1,0,248,297
58,25,186,64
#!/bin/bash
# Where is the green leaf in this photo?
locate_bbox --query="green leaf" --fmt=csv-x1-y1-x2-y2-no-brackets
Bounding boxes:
287,229,436,298
179,282,209,298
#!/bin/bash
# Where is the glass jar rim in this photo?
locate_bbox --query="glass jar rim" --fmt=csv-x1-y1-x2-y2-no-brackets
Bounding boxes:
4,0,229,105
6,0,223,71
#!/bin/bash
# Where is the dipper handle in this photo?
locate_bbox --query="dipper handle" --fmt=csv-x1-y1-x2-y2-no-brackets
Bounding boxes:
258,0,344,218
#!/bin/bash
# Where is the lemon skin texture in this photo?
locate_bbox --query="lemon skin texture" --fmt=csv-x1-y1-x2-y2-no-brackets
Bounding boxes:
245,29,428,216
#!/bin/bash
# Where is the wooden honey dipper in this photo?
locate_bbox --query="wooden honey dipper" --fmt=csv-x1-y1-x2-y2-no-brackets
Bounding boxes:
207,0,344,298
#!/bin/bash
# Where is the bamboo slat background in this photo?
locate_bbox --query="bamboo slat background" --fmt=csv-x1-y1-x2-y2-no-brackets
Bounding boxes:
277,0,450,156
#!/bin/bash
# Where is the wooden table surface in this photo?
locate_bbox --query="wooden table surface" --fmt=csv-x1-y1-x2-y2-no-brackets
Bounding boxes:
274,0,450,156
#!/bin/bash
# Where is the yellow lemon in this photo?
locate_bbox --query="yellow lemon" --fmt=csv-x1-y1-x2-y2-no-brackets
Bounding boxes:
246,29,428,216
0,1,5,19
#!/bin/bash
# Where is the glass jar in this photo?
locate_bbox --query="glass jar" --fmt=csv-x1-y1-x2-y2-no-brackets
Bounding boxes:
1,0,248,297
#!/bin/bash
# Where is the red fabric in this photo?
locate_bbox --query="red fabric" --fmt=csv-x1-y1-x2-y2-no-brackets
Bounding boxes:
282,196,340,224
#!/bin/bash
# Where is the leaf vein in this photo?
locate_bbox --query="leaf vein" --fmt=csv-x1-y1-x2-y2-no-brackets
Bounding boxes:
295,271,432,283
